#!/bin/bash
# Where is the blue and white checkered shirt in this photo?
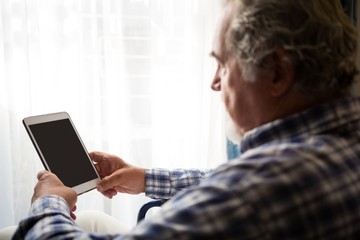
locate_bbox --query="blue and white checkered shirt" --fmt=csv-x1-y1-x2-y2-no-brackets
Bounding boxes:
14,97,360,239
145,168,212,199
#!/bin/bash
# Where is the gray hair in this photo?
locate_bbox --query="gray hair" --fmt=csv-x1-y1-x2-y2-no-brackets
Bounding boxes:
225,0,358,94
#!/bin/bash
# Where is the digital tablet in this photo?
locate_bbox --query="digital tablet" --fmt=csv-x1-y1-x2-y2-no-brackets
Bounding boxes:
23,112,100,195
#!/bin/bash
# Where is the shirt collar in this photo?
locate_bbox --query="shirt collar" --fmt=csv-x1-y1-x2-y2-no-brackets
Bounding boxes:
239,97,360,153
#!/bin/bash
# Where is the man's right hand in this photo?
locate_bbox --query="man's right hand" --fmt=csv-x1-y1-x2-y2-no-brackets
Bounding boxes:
90,151,146,199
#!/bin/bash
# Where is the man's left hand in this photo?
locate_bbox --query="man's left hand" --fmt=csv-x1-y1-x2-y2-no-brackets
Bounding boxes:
32,170,78,220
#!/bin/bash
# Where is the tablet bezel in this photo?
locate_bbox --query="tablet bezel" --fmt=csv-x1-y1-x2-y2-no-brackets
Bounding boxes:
23,111,100,195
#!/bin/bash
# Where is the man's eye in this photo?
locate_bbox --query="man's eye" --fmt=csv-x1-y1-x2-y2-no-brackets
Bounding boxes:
219,64,226,75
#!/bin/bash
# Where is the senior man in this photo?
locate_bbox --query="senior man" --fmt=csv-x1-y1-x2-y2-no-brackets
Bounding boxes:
12,0,360,239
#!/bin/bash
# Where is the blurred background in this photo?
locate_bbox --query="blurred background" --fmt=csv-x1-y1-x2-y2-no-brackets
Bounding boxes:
0,0,225,229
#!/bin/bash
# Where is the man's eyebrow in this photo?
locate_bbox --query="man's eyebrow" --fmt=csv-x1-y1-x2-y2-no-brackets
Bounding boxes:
209,51,224,63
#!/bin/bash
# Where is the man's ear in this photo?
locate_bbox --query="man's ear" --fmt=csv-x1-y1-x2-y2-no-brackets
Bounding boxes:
270,49,295,97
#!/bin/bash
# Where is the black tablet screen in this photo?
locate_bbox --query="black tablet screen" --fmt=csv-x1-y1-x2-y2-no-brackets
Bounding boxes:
29,119,97,187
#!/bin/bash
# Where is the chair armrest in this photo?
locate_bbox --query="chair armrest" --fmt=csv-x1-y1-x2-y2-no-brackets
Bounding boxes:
137,199,166,223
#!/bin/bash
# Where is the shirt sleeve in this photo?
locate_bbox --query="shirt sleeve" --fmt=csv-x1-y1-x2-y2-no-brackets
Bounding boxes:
13,177,262,240
126,170,263,239
12,196,119,240
145,168,212,199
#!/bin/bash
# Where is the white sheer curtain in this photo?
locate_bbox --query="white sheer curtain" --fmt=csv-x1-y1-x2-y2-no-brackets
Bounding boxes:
0,0,226,229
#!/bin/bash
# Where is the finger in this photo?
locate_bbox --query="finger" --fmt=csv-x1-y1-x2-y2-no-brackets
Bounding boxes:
103,188,117,198
93,163,107,179
70,204,77,220
37,170,50,180
89,151,97,160
37,170,62,184
70,212,77,221
90,151,105,163
71,205,77,212
97,172,120,193
103,190,117,200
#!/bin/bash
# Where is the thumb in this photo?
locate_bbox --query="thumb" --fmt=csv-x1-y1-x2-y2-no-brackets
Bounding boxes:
90,151,104,163
97,171,120,192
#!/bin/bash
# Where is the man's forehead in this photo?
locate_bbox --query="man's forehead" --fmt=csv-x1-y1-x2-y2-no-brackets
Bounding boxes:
211,1,237,62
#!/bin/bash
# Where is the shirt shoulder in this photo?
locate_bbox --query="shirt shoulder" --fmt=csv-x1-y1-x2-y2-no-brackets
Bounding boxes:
201,138,360,239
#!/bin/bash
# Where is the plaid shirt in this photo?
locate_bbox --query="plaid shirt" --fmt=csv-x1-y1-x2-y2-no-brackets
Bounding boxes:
145,168,212,199
14,97,360,239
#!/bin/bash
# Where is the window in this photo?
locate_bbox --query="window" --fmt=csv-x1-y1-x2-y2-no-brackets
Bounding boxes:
0,0,224,228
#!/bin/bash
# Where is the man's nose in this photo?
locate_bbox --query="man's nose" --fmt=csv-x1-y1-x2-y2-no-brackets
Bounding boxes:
211,75,221,91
